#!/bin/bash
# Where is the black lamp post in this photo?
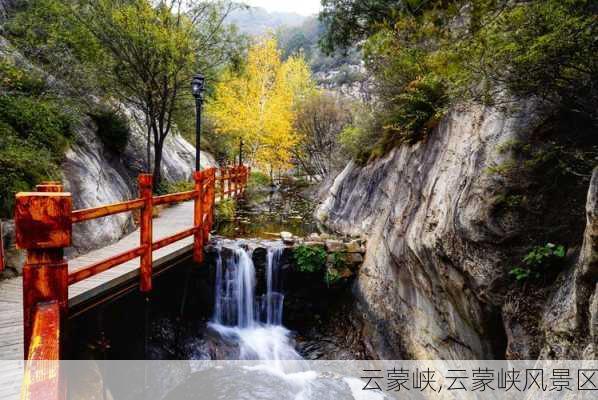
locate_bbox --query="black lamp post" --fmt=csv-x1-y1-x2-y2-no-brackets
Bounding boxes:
191,73,205,171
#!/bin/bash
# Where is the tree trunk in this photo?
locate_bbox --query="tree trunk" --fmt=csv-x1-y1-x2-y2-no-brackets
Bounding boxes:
153,138,165,191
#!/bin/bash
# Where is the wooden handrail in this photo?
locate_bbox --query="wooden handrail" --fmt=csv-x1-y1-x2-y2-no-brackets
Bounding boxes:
22,302,63,400
71,198,145,223
16,166,249,399
152,227,198,251
68,245,146,285
153,190,197,206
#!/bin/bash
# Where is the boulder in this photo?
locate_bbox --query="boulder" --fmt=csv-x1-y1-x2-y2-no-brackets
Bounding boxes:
325,239,343,252
344,240,362,253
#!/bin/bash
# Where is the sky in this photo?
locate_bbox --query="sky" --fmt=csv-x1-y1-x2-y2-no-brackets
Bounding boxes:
242,0,322,16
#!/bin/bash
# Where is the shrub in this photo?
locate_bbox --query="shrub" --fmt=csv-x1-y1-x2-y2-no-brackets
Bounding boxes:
0,61,74,217
324,267,342,286
509,243,566,281
249,171,269,186
377,74,447,148
216,198,236,221
293,244,327,273
154,180,194,196
90,108,131,153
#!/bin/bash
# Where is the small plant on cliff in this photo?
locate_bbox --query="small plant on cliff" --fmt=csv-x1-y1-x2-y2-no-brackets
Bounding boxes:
509,242,566,281
324,268,342,286
294,244,326,273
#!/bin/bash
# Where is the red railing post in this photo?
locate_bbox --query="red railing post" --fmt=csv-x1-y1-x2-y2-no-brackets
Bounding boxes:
193,171,204,263
202,170,211,241
219,168,225,200
138,174,153,292
16,182,71,358
211,169,216,230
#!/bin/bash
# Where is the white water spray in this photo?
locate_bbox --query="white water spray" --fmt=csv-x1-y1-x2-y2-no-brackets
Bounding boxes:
209,242,301,361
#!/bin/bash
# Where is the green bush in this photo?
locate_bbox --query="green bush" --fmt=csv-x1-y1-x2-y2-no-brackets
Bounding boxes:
90,109,131,153
248,171,270,188
293,244,327,273
154,180,195,195
509,243,566,281
324,267,342,286
377,74,447,147
0,62,74,217
216,198,236,221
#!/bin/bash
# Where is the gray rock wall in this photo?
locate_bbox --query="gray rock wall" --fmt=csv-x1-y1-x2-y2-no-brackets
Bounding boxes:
64,105,216,256
316,102,545,359
541,168,597,359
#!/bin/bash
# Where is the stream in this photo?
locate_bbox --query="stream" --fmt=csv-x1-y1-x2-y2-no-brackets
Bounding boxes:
67,182,375,399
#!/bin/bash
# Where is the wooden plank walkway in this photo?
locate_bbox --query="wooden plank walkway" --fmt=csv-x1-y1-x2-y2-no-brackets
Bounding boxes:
0,199,199,361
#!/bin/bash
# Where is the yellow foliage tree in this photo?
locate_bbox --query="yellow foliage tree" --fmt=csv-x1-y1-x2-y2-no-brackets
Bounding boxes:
206,36,313,174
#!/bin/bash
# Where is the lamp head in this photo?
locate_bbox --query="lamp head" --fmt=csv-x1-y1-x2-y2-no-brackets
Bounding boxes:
191,74,205,99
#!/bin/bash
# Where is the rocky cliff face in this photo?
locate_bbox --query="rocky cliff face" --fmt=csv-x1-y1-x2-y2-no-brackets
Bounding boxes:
2,109,216,272
64,107,216,256
541,169,597,359
316,102,596,359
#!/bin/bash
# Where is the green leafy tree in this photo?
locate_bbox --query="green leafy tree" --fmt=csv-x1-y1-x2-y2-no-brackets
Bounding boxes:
7,0,246,187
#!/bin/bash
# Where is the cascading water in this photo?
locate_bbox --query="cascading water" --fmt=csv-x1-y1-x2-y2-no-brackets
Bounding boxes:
209,241,301,361
260,246,284,326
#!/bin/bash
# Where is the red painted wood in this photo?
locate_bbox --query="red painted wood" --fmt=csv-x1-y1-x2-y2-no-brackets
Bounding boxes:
22,250,68,359
153,190,198,206
15,193,72,250
152,227,197,251
71,199,145,223
17,167,249,371
68,245,146,285
138,174,153,292
17,187,71,359
22,302,64,400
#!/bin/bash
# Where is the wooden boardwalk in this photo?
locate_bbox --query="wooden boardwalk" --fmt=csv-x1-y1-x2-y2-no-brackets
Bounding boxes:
0,199,198,361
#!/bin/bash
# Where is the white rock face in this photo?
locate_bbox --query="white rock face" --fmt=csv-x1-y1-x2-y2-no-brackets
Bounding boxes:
63,107,216,256
316,102,544,359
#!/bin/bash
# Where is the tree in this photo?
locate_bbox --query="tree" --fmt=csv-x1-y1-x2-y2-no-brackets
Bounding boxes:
292,91,352,180
7,0,246,187
319,0,447,53
75,0,246,186
206,37,314,176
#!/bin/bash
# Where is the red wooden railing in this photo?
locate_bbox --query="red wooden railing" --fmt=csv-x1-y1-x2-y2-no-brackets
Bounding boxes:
15,165,249,399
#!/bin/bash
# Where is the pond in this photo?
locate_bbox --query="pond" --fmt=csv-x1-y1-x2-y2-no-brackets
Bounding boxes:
215,180,320,239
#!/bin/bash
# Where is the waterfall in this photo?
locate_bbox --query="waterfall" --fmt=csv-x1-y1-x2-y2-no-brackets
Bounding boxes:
213,246,256,327
209,241,301,361
213,244,285,327
260,246,284,325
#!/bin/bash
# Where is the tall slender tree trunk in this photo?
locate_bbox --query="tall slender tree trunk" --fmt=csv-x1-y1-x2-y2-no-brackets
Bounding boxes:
153,138,165,190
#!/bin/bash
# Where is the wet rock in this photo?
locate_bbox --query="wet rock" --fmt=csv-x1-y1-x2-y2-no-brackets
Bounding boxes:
345,253,364,265
344,240,362,253
325,239,343,252
280,231,293,240
308,233,321,241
